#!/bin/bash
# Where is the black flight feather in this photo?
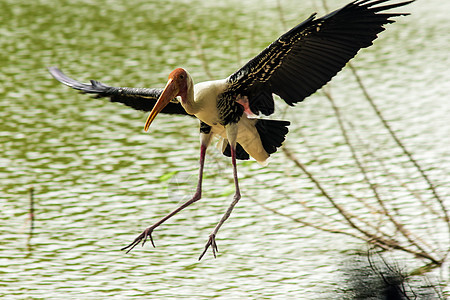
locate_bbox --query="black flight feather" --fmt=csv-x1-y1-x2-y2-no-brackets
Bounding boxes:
48,67,190,116
225,0,414,116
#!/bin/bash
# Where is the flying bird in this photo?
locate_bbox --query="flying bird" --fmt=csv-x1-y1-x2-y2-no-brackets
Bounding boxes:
49,0,413,260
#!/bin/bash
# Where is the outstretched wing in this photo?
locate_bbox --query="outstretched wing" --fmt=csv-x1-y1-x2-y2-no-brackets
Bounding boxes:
48,67,190,115
225,0,414,116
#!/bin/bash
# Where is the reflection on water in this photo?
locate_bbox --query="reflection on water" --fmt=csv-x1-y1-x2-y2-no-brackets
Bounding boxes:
1,0,449,298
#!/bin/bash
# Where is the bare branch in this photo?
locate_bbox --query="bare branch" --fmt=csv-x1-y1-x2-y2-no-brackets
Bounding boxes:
323,87,434,257
187,24,214,81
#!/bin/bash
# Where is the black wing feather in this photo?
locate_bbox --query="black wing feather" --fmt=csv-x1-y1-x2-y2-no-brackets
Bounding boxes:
48,67,189,115
225,0,413,116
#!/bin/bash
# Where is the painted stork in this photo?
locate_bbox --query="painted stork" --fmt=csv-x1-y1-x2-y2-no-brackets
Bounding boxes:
49,0,413,259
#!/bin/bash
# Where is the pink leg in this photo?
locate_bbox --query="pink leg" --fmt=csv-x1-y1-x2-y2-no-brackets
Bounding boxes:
122,142,208,253
198,142,241,260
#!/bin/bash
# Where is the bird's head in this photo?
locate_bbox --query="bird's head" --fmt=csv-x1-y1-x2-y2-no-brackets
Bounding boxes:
144,68,192,131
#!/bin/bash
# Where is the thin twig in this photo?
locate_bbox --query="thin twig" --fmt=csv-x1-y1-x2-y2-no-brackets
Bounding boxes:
349,64,447,216
246,169,374,230
250,156,394,237
323,88,433,257
283,147,387,241
345,117,441,218
29,187,35,236
187,24,214,80
248,193,367,240
348,63,450,258
27,187,35,253
286,133,397,235
344,117,441,253
320,0,329,11
282,146,442,265
276,0,287,31
232,17,242,66
253,186,441,265
290,123,384,215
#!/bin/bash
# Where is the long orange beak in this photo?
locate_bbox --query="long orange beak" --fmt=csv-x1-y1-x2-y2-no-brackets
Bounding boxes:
144,79,178,132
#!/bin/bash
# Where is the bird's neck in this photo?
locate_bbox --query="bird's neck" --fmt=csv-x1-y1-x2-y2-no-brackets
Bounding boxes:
181,83,199,115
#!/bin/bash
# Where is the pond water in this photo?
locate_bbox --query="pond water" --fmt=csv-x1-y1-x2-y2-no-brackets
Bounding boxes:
1,0,449,298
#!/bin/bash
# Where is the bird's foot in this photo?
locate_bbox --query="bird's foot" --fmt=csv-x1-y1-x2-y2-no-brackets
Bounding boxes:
198,233,218,260
121,226,156,254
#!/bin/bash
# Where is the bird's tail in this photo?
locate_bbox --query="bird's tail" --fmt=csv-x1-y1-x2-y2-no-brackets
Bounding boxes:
255,119,290,155
221,119,290,162
221,140,250,160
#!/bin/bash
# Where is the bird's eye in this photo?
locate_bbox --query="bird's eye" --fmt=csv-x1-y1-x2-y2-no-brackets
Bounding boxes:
180,74,185,79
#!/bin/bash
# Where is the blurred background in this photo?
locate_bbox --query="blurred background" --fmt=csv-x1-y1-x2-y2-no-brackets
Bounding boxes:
1,0,449,298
